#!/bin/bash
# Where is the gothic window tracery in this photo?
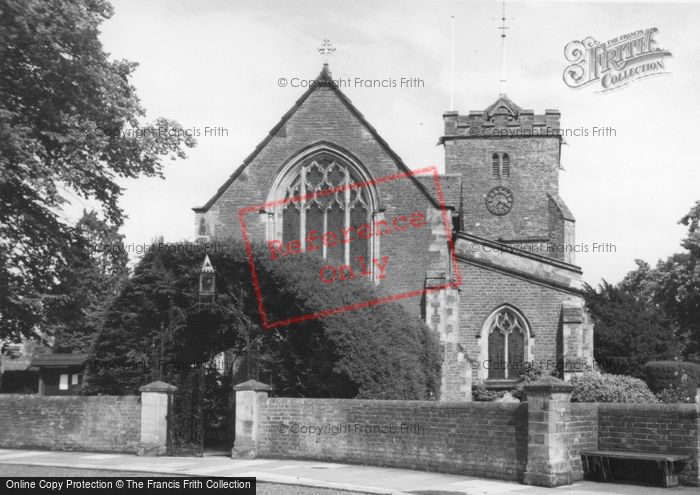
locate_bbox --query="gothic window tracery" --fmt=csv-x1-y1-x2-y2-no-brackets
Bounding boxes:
278,155,372,264
486,306,528,379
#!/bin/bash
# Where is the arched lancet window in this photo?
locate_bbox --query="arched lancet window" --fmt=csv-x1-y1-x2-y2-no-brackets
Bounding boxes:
485,306,529,379
275,152,373,265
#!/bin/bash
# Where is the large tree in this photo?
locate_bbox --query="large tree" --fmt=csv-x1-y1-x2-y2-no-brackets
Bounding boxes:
43,209,129,352
583,280,683,377
619,201,700,361
584,201,700,372
0,0,196,342
87,240,442,400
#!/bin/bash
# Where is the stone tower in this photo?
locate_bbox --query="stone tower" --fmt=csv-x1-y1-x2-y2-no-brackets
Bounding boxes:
441,95,575,264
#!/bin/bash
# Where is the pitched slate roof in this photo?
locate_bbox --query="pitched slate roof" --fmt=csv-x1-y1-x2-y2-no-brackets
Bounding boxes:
31,353,87,368
415,174,462,210
193,64,443,213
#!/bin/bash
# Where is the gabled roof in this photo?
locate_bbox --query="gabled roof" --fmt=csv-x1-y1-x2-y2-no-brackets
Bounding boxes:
483,94,522,120
31,353,87,368
415,175,462,210
193,65,443,213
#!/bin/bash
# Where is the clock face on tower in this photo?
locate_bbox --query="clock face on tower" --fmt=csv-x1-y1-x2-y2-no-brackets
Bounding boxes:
485,186,514,215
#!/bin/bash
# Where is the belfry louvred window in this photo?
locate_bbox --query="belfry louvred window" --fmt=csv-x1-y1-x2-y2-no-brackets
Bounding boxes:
501,153,510,177
491,152,511,179
487,306,528,379
281,156,371,264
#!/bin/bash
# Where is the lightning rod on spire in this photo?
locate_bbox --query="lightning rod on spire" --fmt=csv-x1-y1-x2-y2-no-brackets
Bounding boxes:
498,0,512,96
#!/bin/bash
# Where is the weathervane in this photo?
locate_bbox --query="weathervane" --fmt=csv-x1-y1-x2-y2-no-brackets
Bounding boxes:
318,39,335,65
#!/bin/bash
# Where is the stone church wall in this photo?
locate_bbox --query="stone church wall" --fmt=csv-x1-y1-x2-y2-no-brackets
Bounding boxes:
457,262,573,380
200,87,447,318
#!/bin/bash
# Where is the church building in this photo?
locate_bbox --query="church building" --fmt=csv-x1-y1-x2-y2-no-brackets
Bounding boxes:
193,57,594,401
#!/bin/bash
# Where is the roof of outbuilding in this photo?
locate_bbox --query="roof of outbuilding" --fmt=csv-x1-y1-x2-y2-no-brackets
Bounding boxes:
31,353,87,367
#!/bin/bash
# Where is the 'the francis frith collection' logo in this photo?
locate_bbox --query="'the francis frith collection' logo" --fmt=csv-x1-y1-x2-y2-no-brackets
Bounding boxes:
563,28,672,92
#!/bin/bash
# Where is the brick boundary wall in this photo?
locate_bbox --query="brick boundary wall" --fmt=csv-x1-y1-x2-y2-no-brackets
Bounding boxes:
235,378,700,487
257,398,528,480
0,395,141,453
597,403,700,486
568,402,599,480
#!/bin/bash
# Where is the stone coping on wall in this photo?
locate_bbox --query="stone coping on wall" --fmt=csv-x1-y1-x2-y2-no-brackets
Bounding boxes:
264,397,522,409
597,402,700,416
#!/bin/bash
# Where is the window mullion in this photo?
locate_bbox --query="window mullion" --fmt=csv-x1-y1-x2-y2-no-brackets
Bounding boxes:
300,166,307,251
322,208,328,259
343,166,351,265
504,330,509,379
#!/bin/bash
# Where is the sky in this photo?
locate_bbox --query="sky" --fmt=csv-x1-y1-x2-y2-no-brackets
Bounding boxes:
85,0,700,286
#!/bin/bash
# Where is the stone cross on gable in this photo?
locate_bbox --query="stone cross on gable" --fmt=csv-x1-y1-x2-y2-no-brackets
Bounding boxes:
318,39,335,65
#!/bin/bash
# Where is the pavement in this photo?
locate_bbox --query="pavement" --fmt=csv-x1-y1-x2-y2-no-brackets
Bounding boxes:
0,448,695,494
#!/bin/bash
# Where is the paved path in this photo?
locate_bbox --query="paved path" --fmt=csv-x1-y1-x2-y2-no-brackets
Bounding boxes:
0,449,695,494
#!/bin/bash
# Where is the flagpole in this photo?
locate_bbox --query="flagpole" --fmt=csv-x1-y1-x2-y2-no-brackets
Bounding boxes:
450,15,455,111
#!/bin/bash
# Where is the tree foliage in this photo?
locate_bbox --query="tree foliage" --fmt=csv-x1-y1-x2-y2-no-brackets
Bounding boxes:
643,361,700,404
620,201,700,361
43,210,128,352
87,240,441,400
583,280,682,378
583,201,700,373
0,0,196,341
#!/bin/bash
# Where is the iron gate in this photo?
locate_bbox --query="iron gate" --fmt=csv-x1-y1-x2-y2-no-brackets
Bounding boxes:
166,369,204,456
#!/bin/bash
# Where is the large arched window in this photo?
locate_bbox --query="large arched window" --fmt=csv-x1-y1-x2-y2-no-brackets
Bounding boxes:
483,306,530,380
269,150,375,266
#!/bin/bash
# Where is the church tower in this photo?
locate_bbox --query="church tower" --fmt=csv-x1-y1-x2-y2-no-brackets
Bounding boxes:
428,3,592,398
440,3,574,263
441,101,574,263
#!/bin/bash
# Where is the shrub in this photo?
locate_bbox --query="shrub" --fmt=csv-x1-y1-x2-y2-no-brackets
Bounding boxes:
473,366,546,402
643,361,700,403
472,384,505,401
570,372,658,403
511,366,545,401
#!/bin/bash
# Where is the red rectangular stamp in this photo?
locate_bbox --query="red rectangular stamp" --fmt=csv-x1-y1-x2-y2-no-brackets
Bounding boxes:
238,165,460,329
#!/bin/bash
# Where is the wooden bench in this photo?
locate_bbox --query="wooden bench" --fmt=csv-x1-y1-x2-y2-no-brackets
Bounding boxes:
581,450,690,487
